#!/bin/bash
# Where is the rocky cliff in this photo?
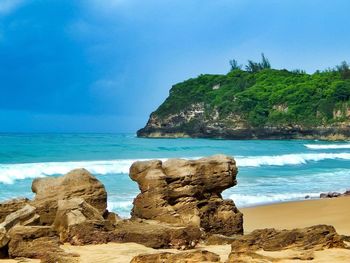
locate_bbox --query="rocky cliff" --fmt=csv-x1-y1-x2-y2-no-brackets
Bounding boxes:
138,68,350,140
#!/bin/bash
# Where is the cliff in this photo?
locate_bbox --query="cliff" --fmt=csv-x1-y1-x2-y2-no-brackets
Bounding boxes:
138,66,350,140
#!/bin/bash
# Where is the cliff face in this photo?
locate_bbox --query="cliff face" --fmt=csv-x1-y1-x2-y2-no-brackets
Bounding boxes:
138,69,350,140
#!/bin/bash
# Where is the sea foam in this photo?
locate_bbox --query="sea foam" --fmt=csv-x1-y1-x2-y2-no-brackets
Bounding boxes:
1,152,350,184
304,144,350,150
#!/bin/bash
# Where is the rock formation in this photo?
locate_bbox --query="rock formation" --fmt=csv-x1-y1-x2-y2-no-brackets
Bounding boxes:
226,225,348,263
0,198,29,224
130,155,243,235
31,168,107,224
230,225,346,252
130,250,221,263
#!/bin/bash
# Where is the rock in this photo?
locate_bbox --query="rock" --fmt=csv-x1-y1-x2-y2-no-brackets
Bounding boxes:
0,204,38,248
343,190,350,196
113,220,201,249
129,155,243,235
0,198,29,224
53,198,106,243
105,211,122,226
226,251,276,263
204,234,237,245
31,168,107,224
320,192,342,198
230,225,346,252
304,195,310,199
7,225,79,262
130,250,221,263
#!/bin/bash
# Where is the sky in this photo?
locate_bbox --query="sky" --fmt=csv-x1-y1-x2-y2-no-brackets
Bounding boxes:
0,0,349,133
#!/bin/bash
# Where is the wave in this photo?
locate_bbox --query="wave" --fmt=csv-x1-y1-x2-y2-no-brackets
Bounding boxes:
235,152,350,167
228,192,321,208
304,144,350,150
1,152,350,184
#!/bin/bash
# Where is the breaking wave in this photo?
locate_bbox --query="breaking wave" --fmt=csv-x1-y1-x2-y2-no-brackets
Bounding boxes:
235,153,350,167
228,192,321,208
1,152,350,184
304,144,350,150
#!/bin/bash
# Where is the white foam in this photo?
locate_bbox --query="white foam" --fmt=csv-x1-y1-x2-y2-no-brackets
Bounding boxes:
107,201,133,218
1,152,350,184
235,153,350,167
305,144,350,150
228,192,320,207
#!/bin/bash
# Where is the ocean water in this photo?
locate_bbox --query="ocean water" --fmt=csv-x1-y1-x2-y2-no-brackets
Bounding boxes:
0,133,349,218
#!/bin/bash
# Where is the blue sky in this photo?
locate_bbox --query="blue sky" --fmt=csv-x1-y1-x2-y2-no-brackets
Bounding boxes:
0,0,349,132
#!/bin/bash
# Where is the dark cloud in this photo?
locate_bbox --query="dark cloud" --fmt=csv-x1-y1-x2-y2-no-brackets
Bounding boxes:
0,0,350,132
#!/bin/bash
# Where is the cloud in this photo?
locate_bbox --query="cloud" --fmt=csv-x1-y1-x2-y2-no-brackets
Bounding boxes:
0,0,27,15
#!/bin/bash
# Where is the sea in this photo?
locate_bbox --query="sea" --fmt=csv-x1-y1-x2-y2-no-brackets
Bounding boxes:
0,133,349,218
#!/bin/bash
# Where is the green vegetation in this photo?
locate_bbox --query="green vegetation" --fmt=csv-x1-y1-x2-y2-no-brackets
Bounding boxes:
155,55,350,128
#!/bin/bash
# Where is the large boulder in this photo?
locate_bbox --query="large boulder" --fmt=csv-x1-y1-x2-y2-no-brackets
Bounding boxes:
129,155,243,235
130,250,221,263
31,168,107,224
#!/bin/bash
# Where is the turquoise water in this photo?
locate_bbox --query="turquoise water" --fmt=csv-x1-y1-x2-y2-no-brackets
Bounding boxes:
0,133,349,217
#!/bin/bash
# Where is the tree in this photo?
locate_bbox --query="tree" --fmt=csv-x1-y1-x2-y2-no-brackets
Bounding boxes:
245,53,271,73
260,53,271,69
336,61,350,79
229,59,242,71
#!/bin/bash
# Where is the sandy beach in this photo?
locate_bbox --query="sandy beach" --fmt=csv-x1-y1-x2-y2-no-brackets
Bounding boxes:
241,196,350,235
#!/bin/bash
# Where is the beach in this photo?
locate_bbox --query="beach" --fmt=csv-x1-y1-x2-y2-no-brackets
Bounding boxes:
62,196,350,263
2,196,349,263
0,190,350,263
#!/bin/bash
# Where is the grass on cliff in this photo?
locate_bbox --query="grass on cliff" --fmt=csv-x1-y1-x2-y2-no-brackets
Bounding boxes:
155,56,350,128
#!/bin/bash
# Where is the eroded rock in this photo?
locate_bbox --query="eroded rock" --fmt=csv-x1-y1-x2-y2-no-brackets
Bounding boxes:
0,204,38,248
113,220,201,249
130,250,221,263
0,198,29,224
230,225,346,252
31,168,107,224
130,155,243,235
53,197,106,243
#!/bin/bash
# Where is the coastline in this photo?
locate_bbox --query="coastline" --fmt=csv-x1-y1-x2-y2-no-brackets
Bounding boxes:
1,195,349,262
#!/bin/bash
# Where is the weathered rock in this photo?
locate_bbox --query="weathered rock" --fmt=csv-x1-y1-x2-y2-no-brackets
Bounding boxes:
230,225,346,252
105,211,122,226
0,204,38,248
113,220,202,249
53,197,106,243
56,217,200,249
130,250,221,263
204,234,237,245
0,198,29,224
7,225,79,262
31,168,107,224
130,155,243,235
226,251,276,263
